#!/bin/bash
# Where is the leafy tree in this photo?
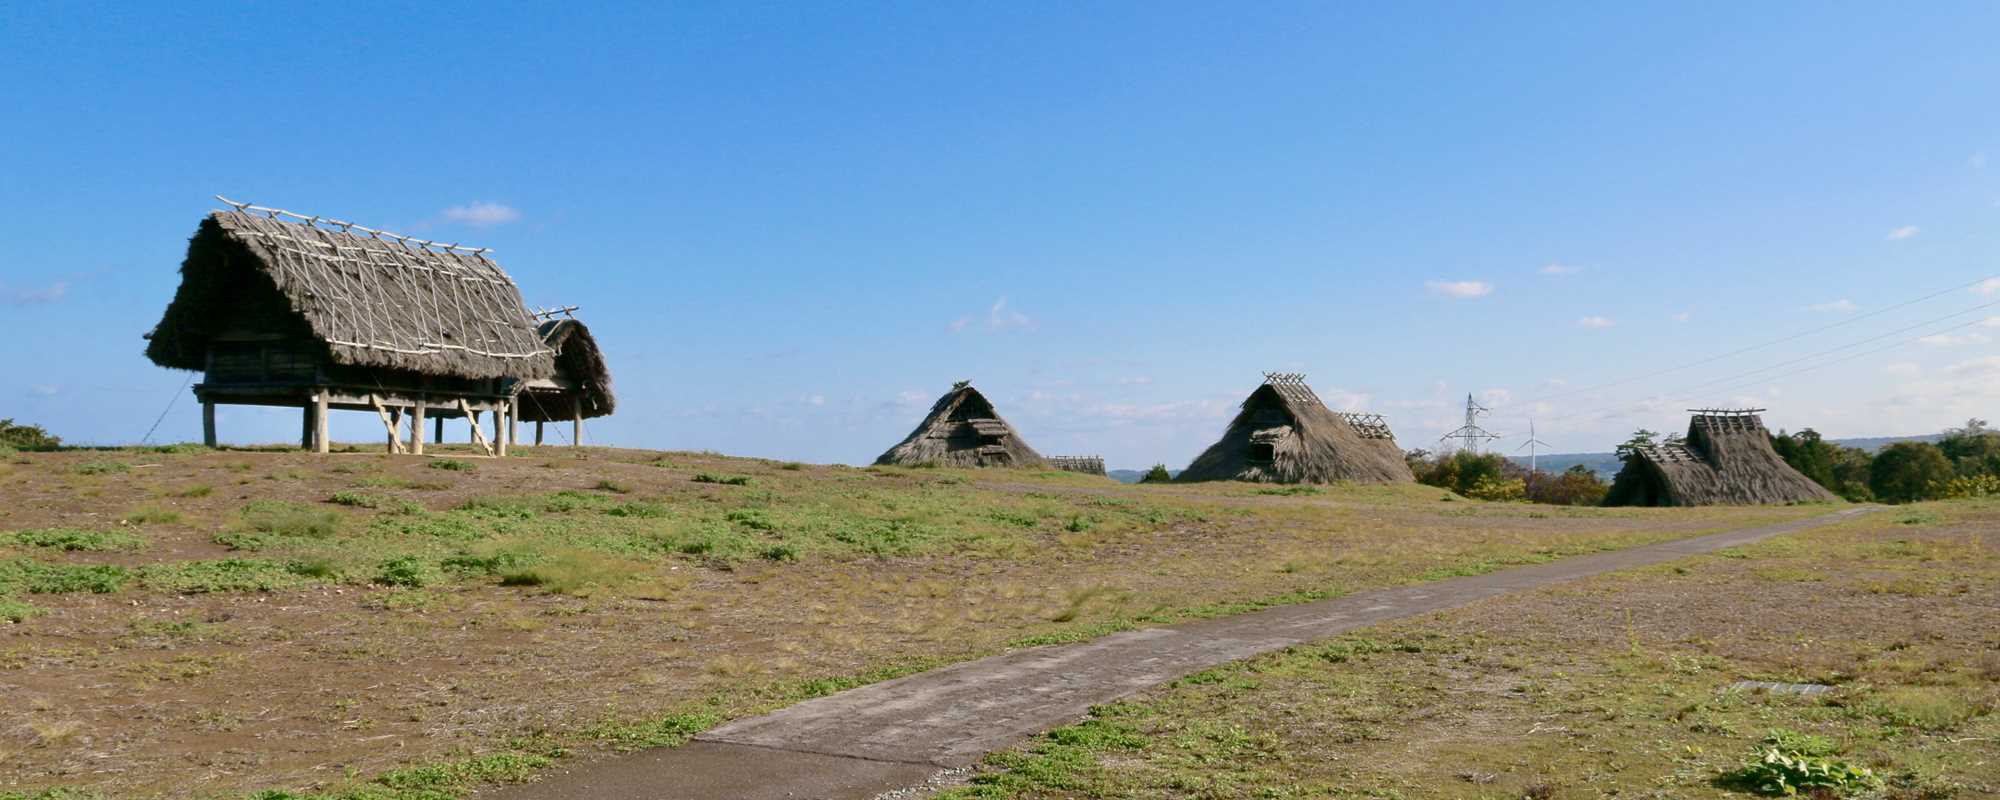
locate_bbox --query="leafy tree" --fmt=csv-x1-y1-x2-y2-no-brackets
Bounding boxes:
1413,450,1517,497
1868,442,1953,504
1772,428,1837,488
1525,464,1609,506
1137,464,1173,484
1936,423,2000,478
0,419,61,451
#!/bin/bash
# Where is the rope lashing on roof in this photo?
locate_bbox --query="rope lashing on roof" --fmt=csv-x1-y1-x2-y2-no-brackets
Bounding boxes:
531,305,581,320
215,195,494,255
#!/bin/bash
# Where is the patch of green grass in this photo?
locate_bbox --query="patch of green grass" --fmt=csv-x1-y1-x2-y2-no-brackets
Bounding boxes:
139,559,319,594
374,556,441,588
585,712,721,750
496,550,649,595
240,500,343,539
594,479,631,493
0,597,38,624
171,484,214,498
8,528,145,552
1251,485,1324,496
692,473,751,486
122,505,182,525
0,788,104,800
428,458,475,472
72,460,129,475
0,559,130,594
1866,686,1987,731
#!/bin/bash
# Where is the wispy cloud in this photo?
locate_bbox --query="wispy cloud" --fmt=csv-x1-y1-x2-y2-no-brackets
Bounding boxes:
1808,299,1857,313
1884,362,1921,376
1671,310,1692,323
442,201,521,228
1425,279,1493,299
1976,278,2000,296
1886,225,1920,241
1576,315,1614,329
2,281,68,307
1538,263,1581,276
951,296,1036,333
1919,332,1992,347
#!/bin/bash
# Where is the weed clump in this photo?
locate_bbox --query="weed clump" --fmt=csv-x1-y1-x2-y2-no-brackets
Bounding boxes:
141,559,318,593
429,458,475,472
692,473,751,486
9,528,145,552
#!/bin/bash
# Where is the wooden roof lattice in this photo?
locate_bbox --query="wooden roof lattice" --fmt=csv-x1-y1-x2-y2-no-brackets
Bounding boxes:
1633,441,1702,464
966,418,1012,438
1690,409,1768,434
1262,372,1322,408
1334,412,1395,440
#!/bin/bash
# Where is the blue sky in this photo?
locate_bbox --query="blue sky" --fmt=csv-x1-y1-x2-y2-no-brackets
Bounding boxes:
3,2,1997,467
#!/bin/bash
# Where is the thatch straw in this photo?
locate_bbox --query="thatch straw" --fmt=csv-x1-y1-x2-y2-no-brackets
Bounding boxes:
515,318,616,422
875,385,1046,468
1603,413,1838,506
1177,381,1414,485
146,212,554,381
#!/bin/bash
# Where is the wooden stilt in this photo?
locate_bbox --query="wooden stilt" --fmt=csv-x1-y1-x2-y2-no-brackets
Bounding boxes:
435,415,445,444
494,404,508,458
301,402,315,450
458,400,494,457
370,395,408,455
535,421,544,446
313,390,330,454
411,397,427,456
201,401,217,448
572,396,583,447
508,398,519,449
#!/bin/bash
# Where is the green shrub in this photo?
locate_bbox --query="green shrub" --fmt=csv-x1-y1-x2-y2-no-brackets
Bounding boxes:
0,598,37,624
760,543,799,562
428,458,475,472
1464,476,1526,502
1870,442,1953,504
375,556,440,588
0,560,130,594
726,509,776,530
1937,473,2000,498
692,473,751,486
1138,464,1174,483
0,419,61,451
1524,465,1609,506
73,460,129,475
140,559,316,593
1716,747,1881,796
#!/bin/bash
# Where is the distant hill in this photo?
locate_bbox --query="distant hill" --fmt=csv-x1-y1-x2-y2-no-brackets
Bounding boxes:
1510,433,1948,480
1109,468,1181,484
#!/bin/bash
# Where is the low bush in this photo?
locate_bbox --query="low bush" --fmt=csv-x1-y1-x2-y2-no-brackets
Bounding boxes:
10,528,145,552
0,419,62,451
692,473,751,486
428,459,475,472
1716,747,1880,796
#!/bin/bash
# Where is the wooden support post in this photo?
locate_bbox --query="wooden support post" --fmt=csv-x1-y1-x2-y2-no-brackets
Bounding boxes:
411,397,426,456
458,399,494,457
370,395,408,455
201,401,217,448
301,402,315,450
572,396,583,447
494,403,508,458
435,415,445,444
508,398,519,449
535,421,545,446
313,389,330,454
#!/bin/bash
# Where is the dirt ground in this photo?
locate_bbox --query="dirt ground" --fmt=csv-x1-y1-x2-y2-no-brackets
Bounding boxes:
0,445,1814,799
940,499,2000,799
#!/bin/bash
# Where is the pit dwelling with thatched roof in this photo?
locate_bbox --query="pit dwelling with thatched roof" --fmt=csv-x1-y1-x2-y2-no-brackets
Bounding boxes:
144,197,597,455
876,382,1045,468
1603,409,1838,506
1177,373,1414,485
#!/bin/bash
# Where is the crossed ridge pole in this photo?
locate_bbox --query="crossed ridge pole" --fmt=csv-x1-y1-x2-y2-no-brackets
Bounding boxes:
215,195,494,256
1440,393,1502,452
531,305,581,321
1262,371,1323,407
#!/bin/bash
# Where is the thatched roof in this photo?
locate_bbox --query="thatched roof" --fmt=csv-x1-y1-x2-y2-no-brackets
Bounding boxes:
1604,412,1838,506
1177,375,1413,485
876,385,1046,468
516,318,616,422
146,211,555,381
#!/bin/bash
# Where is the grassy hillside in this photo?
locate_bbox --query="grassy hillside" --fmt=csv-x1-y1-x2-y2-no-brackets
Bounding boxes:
945,500,2000,798
0,445,1816,799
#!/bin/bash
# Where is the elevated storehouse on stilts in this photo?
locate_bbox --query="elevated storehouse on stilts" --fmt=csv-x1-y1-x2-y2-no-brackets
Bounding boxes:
144,199,558,455
876,382,1046,468
1603,409,1838,506
1177,373,1414,485
513,315,616,446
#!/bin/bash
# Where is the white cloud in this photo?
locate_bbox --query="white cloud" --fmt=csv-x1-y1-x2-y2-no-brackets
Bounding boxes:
806,394,826,407
952,296,1037,333
1425,279,1494,299
442,201,521,228
1479,388,1512,406
1671,310,1692,323
1538,263,1581,276
1975,278,2000,296
1886,225,1919,241
2,281,68,306
1115,376,1154,386
1576,316,1614,329
1808,299,1857,313
1884,362,1921,376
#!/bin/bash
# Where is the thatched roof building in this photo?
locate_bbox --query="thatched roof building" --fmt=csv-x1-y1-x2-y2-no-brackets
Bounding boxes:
516,318,616,422
145,201,555,455
1604,410,1838,506
1177,373,1414,485
876,383,1045,468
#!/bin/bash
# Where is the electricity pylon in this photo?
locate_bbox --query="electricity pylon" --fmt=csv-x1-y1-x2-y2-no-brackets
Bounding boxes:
1516,418,1552,473
1440,393,1501,452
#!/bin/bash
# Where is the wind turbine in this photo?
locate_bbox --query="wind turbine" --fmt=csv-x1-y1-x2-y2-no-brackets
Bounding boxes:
1516,418,1552,474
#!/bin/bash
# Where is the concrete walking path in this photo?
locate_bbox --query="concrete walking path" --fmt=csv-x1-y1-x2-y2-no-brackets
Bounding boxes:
485,508,1872,800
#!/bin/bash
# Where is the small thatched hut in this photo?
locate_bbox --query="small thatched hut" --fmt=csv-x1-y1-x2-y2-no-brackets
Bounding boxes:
876,383,1045,468
1604,409,1838,506
513,317,616,445
1177,373,1413,485
145,201,554,455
